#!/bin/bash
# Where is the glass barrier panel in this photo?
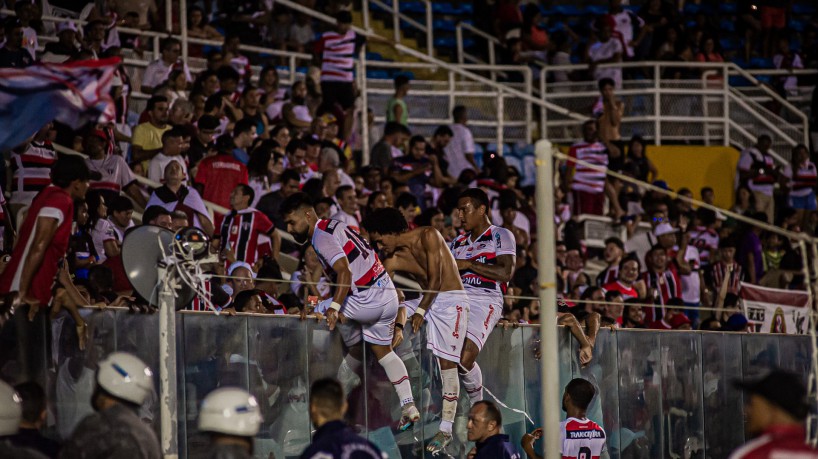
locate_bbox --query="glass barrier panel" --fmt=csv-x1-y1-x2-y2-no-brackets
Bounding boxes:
575,328,619,458
701,332,745,458
616,330,663,459
180,313,249,457
247,316,311,459
741,334,781,379
657,332,704,459
476,325,528,456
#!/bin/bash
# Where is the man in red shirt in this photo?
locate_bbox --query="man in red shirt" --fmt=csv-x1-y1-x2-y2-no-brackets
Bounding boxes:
0,156,98,314
729,370,817,459
194,135,249,209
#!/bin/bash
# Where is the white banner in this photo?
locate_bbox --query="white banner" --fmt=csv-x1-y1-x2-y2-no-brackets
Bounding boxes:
739,283,810,334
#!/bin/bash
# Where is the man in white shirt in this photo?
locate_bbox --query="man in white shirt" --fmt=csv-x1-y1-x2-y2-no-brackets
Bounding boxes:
141,38,192,94
330,185,360,232
588,24,623,88
148,127,188,184
444,106,479,180
606,0,644,59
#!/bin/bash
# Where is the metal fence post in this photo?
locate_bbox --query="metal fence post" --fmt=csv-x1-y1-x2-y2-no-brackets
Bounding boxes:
456,24,464,65
497,89,504,153
536,140,560,459
360,50,370,166
424,0,433,57
653,63,661,144
180,0,188,63
724,65,731,147
392,0,400,44
525,67,532,144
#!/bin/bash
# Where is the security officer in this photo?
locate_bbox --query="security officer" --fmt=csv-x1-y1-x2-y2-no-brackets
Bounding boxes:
0,379,47,459
198,387,263,459
300,378,384,459
60,352,161,459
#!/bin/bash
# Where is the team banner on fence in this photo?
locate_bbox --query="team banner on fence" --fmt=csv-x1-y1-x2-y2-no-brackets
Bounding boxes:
0,58,119,150
739,282,810,334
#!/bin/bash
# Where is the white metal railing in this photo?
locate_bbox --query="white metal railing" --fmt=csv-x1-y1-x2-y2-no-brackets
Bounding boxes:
364,60,533,145
363,0,433,56
455,22,500,75
539,61,811,164
275,0,585,165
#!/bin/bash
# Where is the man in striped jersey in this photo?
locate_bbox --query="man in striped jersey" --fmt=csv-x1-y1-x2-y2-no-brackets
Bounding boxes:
10,121,56,210
567,120,620,217
317,11,393,138
216,184,281,268
280,193,420,432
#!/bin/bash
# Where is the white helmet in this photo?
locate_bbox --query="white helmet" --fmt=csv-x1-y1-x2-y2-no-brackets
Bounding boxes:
0,380,21,435
96,352,154,405
198,387,262,437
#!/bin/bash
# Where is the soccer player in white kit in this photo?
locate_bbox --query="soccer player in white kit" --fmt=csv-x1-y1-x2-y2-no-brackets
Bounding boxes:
279,193,420,430
362,207,469,454
450,188,516,405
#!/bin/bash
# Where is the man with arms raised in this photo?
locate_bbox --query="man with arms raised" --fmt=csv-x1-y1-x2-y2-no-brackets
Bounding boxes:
450,188,516,406
362,207,469,455
279,193,419,430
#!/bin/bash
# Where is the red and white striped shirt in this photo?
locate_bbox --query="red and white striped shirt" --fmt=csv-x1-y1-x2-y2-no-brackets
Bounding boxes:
10,141,57,204
216,208,275,268
688,226,719,266
641,267,682,323
568,142,608,194
318,30,360,82
708,261,743,296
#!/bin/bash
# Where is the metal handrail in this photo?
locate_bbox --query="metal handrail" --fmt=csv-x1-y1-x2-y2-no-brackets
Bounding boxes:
275,0,586,123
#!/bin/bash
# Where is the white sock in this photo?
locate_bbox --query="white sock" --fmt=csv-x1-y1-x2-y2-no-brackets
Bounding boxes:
460,363,483,405
440,367,459,434
378,351,414,407
337,354,362,395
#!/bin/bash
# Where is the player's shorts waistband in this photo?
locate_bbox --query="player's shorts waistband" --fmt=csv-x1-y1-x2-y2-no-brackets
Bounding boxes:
436,289,470,304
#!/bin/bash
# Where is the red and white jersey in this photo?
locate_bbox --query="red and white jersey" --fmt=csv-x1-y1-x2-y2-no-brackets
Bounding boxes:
87,155,137,195
670,245,701,304
10,141,57,204
568,142,608,194
595,264,619,287
311,219,387,294
641,267,682,323
688,226,719,266
217,208,275,267
0,186,73,305
318,29,359,82
602,280,638,300
450,225,516,295
560,417,607,459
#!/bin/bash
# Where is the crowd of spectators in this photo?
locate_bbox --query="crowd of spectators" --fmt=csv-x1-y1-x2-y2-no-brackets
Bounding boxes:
495,0,816,96
0,0,813,346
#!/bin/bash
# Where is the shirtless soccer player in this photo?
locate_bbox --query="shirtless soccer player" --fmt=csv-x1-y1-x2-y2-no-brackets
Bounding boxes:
362,207,470,455
279,193,420,430
451,188,516,405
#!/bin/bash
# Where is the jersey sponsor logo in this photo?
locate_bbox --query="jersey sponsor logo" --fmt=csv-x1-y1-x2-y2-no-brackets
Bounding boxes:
453,305,463,338
495,231,502,248
567,429,605,439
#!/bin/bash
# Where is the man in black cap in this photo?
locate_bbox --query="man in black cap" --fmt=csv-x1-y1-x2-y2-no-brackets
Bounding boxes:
729,370,817,458
188,115,220,170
